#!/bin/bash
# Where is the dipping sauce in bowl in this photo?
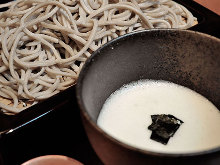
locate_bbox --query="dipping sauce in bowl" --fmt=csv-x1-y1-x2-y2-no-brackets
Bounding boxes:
97,80,220,153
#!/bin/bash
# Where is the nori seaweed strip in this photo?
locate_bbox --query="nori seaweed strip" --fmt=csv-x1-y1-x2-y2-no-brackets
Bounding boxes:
148,114,183,145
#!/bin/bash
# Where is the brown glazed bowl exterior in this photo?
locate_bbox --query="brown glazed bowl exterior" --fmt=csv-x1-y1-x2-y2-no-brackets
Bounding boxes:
76,29,220,165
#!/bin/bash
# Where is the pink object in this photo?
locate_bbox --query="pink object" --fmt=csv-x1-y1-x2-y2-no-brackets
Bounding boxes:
194,0,220,15
21,155,83,165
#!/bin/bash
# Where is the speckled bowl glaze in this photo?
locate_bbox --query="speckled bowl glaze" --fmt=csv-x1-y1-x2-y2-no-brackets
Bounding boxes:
76,29,220,165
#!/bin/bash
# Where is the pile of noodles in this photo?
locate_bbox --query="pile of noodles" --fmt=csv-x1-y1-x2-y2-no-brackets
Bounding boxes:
0,0,197,114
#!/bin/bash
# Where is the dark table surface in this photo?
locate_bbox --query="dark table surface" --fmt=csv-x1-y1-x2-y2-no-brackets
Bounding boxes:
0,95,103,165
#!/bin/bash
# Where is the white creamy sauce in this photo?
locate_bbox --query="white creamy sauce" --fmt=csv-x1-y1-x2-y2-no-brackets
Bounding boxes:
97,80,220,153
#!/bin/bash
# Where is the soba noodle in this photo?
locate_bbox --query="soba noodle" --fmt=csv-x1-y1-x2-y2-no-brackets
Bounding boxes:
0,0,197,114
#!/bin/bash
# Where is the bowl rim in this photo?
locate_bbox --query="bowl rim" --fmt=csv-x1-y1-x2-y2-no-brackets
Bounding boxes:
21,155,82,165
76,29,220,158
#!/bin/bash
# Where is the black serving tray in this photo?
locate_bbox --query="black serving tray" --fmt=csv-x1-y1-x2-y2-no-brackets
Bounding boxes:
0,0,219,164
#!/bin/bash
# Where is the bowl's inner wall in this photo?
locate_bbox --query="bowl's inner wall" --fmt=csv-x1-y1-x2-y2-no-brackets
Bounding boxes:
79,30,220,122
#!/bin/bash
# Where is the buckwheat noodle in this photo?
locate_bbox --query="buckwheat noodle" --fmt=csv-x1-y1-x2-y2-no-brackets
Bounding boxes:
0,0,197,114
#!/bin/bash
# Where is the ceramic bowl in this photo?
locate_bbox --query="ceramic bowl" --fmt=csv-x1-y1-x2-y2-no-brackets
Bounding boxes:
21,155,83,165
76,29,220,165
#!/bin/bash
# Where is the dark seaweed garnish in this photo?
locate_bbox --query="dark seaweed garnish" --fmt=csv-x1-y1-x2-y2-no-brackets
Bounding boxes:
148,114,183,145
